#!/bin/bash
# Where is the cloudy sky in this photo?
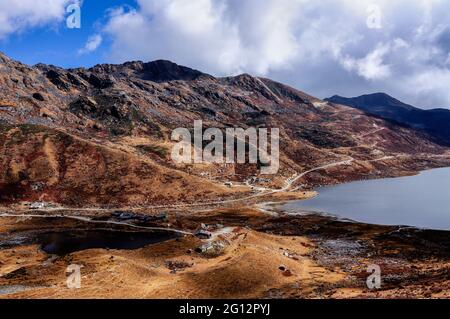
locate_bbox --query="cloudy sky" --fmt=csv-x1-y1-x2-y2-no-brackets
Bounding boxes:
1,0,450,109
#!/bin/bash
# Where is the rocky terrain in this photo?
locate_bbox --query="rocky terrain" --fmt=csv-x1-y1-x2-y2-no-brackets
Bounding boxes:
1,53,450,299
0,208,449,299
1,52,450,207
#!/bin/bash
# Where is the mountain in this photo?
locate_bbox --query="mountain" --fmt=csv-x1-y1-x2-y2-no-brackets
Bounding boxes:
325,93,450,146
1,52,450,207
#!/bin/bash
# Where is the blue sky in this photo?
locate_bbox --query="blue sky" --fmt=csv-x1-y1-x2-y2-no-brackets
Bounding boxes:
0,0,133,68
1,0,450,109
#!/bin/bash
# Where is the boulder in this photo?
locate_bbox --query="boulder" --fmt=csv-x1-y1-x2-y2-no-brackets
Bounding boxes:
32,92,45,101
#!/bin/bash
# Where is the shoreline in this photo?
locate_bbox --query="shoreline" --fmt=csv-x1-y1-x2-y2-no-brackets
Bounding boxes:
2,152,450,212
268,164,450,232
2,161,450,233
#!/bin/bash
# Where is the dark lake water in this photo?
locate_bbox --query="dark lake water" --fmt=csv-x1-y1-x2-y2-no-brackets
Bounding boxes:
282,167,450,230
39,230,179,255
0,228,179,255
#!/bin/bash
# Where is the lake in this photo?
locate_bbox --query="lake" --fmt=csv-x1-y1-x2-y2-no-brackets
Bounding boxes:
39,230,180,255
0,228,180,255
282,167,450,230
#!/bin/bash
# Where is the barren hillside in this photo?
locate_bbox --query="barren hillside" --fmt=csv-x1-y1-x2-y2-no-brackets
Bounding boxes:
1,52,449,207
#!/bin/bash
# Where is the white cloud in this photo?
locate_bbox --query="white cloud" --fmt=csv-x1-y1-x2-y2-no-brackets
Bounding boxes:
0,0,71,39
103,0,302,75
101,0,450,108
78,34,103,55
340,43,391,81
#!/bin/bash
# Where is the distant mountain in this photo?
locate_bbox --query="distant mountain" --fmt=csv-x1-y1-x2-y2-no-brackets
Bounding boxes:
325,93,450,146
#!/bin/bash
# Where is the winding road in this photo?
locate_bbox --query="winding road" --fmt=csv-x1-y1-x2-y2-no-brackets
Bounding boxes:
0,213,193,236
0,156,356,214
280,157,354,192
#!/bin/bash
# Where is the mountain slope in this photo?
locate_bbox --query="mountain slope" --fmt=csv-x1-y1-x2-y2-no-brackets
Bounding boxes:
0,124,235,206
1,52,450,207
325,93,450,146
